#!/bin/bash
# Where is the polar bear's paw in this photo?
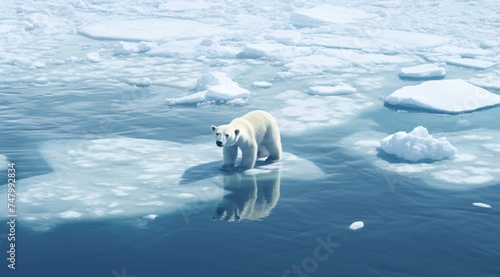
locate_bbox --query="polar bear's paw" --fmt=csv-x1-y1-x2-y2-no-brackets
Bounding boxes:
220,164,236,171
265,157,280,163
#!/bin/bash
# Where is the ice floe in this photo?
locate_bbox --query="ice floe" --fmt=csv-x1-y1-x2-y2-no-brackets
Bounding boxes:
252,81,272,88
306,83,357,96
399,64,446,79
472,203,492,209
290,5,376,27
349,221,364,230
0,137,324,229
342,128,500,190
273,90,374,135
444,57,496,70
78,19,228,42
380,126,457,162
165,72,250,105
385,79,500,114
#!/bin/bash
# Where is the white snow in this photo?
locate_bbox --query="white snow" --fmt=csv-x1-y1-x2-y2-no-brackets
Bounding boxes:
306,84,356,96
264,30,301,45
349,221,364,230
380,126,457,162
114,41,156,55
469,72,500,90
166,72,250,105
399,64,446,79
291,5,376,27
385,79,500,114
472,203,492,209
0,137,324,229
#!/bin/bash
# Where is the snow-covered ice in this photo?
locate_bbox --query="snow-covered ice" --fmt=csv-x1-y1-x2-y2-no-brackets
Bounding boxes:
472,203,492,209
78,19,228,42
342,128,500,190
380,126,457,162
399,64,446,79
252,81,272,88
166,72,250,105
444,57,496,70
290,5,376,27
385,79,500,114
0,137,324,229
349,221,364,230
306,84,357,96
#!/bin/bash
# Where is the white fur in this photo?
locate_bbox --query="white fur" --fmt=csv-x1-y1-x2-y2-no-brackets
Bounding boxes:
211,110,282,170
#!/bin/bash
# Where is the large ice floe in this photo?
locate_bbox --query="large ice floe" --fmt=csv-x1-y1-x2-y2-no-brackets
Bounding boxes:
0,138,324,230
380,126,457,162
385,79,500,114
342,127,500,190
165,72,250,105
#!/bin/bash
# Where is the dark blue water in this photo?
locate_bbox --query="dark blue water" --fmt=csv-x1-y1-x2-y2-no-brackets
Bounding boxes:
1,69,499,277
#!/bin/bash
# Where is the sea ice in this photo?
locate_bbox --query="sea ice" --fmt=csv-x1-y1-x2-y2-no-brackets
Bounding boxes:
385,79,500,114
252,81,272,88
264,30,301,45
349,221,364,230
306,84,356,96
472,203,492,209
399,64,446,79
380,126,457,162
444,57,496,70
342,128,500,190
78,19,228,42
291,5,376,27
165,72,250,105
273,90,374,135
469,72,500,90
0,137,324,229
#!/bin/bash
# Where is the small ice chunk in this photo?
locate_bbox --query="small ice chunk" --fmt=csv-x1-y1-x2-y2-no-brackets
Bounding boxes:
0,155,7,169
399,64,446,79
473,202,492,209
349,221,364,230
385,79,500,114
142,214,158,220
166,72,250,105
252,81,272,88
380,126,457,162
306,84,356,96
86,52,101,63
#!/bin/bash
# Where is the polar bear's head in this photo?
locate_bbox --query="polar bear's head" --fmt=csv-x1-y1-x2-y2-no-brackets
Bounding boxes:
211,125,240,147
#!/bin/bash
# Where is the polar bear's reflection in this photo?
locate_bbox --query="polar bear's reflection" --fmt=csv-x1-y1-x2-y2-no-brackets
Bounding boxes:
213,168,281,222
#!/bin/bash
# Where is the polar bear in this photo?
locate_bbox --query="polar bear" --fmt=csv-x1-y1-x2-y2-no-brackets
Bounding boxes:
211,110,282,171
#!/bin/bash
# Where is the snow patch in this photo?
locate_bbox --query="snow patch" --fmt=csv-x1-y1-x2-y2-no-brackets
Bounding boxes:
385,79,500,114
380,126,457,162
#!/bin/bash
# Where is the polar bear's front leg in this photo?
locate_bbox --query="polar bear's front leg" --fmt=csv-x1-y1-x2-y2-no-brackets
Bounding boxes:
221,146,238,170
239,146,257,170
